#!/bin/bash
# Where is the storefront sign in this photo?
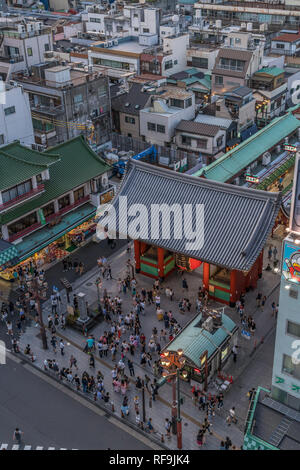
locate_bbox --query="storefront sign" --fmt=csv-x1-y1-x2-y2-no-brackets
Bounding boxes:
221,347,228,361
245,175,260,184
284,145,297,153
38,208,46,225
282,240,300,284
100,189,114,205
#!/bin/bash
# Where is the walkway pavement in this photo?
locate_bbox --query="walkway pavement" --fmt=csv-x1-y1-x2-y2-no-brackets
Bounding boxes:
8,234,283,450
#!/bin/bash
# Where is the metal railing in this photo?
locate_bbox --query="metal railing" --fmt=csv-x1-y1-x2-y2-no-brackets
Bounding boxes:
0,184,44,214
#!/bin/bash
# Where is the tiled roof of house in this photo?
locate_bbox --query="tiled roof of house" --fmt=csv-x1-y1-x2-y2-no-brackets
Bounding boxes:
176,120,221,137
112,83,150,116
0,143,60,192
0,136,110,225
273,31,300,43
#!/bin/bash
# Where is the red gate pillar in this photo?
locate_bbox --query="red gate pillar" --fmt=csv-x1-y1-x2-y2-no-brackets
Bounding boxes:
230,269,238,308
258,250,264,278
134,240,141,273
157,247,164,280
203,262,210,291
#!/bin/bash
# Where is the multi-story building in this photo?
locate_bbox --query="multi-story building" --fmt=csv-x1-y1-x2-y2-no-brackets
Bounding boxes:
212,44,263,95
271,30,300,56
112,83,151,139
194,1,300,29
0,136,114,280
0,82,34,146
251,67,288,127
140,87,195,146
214,85,257,138
12,62,111,148
0,21,53,82
140,34,190,78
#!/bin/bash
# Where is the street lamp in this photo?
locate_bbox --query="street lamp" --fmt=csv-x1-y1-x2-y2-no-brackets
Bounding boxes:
160,349,188,449
25,273,48,350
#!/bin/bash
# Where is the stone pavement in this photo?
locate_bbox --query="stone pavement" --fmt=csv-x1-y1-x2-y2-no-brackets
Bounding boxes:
13,234,283,450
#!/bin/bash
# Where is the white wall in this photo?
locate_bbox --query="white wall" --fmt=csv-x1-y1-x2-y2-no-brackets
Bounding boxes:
3,32,53,69
0,85,34,145
161,35,189,77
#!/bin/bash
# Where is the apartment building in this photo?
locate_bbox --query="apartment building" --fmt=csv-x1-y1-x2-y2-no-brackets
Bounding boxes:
251,66,287,127
0,82,34,146
13,62,111,148
140,87,195,146
0,21,53,82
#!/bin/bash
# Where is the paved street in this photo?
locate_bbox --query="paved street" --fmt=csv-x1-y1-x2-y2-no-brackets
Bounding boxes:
0,233,283,450
0,355,155,450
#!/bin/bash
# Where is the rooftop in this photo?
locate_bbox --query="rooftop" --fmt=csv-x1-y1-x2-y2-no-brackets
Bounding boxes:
164,311,237,366
111,159,281,271
194,113,300,182
254,66,285,77
112,83,151,116
195,114,233,129
176,120,221,137
273,31,300,43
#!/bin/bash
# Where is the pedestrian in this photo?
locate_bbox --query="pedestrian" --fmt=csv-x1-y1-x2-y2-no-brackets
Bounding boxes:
261,295,266,312
89,354,95,368
226,407,237,426
59,339,65,356
271,301,276,317
182,278,188,292
268,245,272,260
224,436,232,450
165,418,171,439
273,246,278,261
196,428,204,447
256,293,262,308
128,359,135,377
232,344,238,363
13,428,23,445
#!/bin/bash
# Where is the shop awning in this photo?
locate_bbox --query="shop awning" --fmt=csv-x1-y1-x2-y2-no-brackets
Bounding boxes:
257,154,295,191
15,203,96,262
0,240,19,270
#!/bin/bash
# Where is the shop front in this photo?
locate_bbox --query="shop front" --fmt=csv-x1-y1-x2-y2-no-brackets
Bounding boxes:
0,203,97,281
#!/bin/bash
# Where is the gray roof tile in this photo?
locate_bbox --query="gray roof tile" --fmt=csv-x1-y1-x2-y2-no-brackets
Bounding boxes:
110,160,281,271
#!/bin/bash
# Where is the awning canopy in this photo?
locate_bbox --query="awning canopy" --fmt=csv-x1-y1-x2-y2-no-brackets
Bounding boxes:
0,240,19,270
109,160,281,271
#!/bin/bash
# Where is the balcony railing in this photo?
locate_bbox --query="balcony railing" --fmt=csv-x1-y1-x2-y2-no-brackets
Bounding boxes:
215,64,244,72
0,184,45,213
45,195,90,223
7,195,91,243
0,55,24,64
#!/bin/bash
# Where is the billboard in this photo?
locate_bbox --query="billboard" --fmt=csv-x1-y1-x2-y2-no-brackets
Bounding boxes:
289,154,300,234
282,239,300,284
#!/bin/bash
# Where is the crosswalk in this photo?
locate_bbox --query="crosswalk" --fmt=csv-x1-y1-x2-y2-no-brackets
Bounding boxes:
0,444,77,450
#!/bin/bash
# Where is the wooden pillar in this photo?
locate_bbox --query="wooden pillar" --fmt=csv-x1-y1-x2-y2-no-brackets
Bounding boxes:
258,249,263,278
134,240,141,273
203,262,210,291
230,269,238,307
157,246,164,280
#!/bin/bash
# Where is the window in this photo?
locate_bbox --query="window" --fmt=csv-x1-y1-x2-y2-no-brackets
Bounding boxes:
134,27,138,32
157,124,165,133
276,43,285,49
170,98,184,108
44,43,50,52
0,134,4,145
2,179,33,204
143,28,150,33
197,139,207,149
42,202,55,218
182,135,192,146
36,174,43,184
125,116,135,124
191,57,208,69
74,187,85,202
27,47,33,56
90,17,101,23
8,212,38,236
74,94,83,104
164,60,173,70
215,76,223,86
4,106,15,116
147,122,156,131
235,38,241,44
287,321,300,338
174,59,178,65
58,194,70,210
185,98,192,108
217,136,223,147
282,354,300,380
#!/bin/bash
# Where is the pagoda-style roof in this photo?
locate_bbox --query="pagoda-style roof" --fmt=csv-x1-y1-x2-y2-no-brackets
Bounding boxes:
0,136,110,225
111,160,281,271
0,143,60,192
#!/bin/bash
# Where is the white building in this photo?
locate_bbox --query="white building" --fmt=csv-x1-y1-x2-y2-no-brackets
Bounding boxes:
140,87,195,146
0,83,34,146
